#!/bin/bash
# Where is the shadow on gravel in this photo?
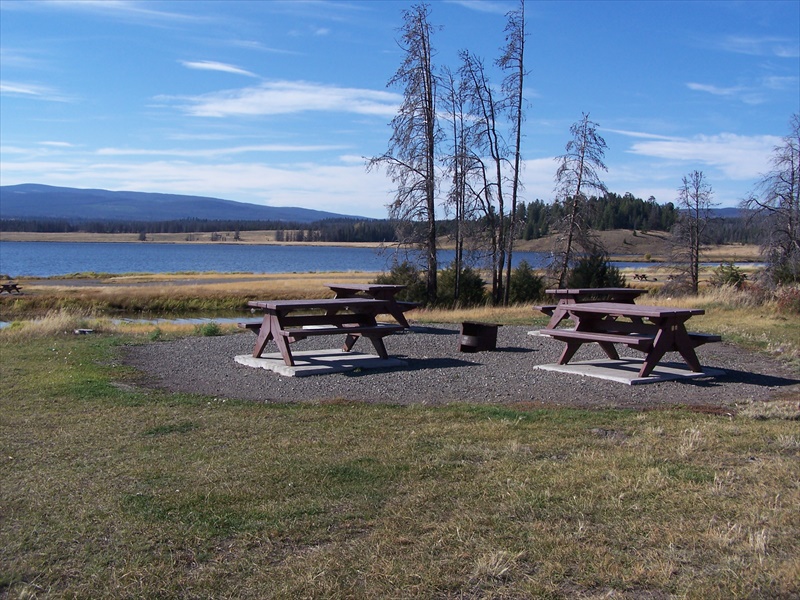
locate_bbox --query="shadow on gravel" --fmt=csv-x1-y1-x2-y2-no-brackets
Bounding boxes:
408,326,458,335
673,367,799,389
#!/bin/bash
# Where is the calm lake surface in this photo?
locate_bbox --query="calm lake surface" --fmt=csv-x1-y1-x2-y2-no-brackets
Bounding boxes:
0,241,752,278
1,241,562,278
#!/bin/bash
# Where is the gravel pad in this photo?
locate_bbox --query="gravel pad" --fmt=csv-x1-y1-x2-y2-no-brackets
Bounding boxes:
122,325,799,410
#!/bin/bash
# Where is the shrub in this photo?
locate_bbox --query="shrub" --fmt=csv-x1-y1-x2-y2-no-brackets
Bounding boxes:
509,260,545,304
373,261,427,304
194,321,222,336
567,252,626,288
709,261,748,290
770,259,800,285
437,263,486,308
775,285,800,314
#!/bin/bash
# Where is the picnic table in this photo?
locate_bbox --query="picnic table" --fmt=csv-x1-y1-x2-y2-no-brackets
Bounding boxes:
242,298,407,366
0,282,23,294
537,287,648,329
325,283,417,327
538,301,721,377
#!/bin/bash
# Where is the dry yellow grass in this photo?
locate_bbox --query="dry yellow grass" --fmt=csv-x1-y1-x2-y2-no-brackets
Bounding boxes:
2,333,798,598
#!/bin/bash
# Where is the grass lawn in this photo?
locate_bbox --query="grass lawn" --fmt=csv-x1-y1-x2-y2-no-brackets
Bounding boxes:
1,332,798,599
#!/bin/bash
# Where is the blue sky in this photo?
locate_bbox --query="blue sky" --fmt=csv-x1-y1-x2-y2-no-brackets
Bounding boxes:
1,0,798,219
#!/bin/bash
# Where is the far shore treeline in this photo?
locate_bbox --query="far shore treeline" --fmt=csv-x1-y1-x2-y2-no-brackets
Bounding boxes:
0,192,762,246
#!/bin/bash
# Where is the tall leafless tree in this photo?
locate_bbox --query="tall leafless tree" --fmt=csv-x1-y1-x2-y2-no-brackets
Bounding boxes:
368,3,440,303
742,113,800,284
460,50,508,304
497,0,526,305
551,113,608,287
672,170,716,294
440,67,469,299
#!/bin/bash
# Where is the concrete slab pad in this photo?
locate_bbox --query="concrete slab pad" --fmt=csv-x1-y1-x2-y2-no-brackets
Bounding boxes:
234,349,408,377
534,357,725,385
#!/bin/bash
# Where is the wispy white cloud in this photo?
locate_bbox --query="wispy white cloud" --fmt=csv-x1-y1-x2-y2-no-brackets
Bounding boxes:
164,80,400,118
716,35,800,58
446,0,514,15
33,0,204,24
180,60,258,78
0,80,71,101
39,141,75,147
625,132,779,180
763,75,799,91
603,128,676,141
228,40,299,55
685,77,792,105
96,144,348,157
686,82,744,97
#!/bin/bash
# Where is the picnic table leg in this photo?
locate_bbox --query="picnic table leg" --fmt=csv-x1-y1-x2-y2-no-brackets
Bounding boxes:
342,333,360,353
557,341,583,365
672,325,703,372
638,318,701,377
545,307,569,329
365,335,390,359
597,342,621,360
252,314,274,357
253,313,295,366
386,302,411,328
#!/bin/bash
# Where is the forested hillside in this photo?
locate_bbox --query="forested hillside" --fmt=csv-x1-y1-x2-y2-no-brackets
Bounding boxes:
1,192,760,245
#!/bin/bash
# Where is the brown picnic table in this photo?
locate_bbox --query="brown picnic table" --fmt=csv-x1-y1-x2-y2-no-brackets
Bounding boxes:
242,298,408,366
537,287,648,329
1,282,23,294
325,283,418,328
538,301,721,377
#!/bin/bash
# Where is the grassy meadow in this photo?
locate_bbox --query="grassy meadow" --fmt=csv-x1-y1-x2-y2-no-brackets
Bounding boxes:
1,272,799,598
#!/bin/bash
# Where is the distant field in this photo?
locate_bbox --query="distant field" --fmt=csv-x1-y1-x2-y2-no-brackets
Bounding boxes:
0,230,380,247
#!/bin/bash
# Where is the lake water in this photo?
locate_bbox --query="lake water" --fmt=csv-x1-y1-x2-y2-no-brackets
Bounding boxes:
0,240,747,279
1,241,563,278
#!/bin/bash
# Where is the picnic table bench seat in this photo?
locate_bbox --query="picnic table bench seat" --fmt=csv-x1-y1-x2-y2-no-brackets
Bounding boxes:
540,327,720,349
238,320,404,341
533,304,558,316
540,328,655,350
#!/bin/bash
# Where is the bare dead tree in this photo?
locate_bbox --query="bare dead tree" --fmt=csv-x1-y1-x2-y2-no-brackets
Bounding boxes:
368,3,440,303
497,0,527,305
742,113,800,284
460,50,508,304
440,67,470,299
672,170,716,294
551,113,608,287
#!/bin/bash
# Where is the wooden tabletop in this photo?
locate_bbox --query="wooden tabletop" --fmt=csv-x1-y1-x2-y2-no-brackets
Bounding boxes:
248,298,389,311
325,283,406,293
545,287,647,297
562,301,705,318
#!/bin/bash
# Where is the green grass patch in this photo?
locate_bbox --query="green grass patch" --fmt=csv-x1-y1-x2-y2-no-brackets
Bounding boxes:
1,334,798,599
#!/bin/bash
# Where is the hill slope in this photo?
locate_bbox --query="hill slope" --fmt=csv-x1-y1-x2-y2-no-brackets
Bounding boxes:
0,184,362,223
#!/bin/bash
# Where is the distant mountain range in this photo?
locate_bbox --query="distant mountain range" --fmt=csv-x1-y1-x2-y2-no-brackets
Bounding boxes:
0,184,363,223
